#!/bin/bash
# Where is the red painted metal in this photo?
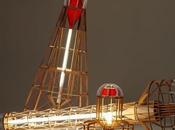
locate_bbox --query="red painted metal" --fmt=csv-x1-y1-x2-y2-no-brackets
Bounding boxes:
101,88,117,97
67,0,83,28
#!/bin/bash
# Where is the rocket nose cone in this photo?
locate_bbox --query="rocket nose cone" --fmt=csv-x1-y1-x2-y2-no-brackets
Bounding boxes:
69,0,83,8
65,0,87,9
67,0,84,28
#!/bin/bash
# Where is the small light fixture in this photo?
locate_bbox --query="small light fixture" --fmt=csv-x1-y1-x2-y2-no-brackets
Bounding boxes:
96,83,124,130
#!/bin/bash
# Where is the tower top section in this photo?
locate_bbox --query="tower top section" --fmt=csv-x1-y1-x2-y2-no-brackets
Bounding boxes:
63,0,88,28
64,0,87,9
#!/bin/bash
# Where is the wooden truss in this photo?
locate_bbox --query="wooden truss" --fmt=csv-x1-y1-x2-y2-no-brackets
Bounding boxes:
24,4,88,111
4,80,174,130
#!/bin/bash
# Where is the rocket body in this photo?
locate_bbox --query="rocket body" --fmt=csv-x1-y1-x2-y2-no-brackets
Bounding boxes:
3,103,158,130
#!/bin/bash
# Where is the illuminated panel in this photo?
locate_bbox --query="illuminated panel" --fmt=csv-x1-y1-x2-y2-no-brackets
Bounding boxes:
57,29,73,104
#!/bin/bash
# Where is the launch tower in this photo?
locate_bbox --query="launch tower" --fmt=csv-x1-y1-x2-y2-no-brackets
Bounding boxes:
25,0,88,111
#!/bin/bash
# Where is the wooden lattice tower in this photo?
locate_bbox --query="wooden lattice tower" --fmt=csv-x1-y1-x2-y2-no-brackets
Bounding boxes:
24,0,88,110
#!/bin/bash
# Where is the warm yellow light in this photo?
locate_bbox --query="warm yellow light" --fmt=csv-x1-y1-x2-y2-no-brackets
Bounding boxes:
4,105,155,129
102,112,114,125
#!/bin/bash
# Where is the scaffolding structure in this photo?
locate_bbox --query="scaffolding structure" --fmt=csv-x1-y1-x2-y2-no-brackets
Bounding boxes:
1,0,175,130
4,80,175,130
24,0,88,111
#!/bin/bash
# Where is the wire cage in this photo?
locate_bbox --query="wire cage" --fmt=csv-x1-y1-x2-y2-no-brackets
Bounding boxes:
137,79,175,130
96,83,124,130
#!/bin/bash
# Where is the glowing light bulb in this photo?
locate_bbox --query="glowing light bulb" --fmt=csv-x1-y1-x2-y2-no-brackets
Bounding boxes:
102,112,113,125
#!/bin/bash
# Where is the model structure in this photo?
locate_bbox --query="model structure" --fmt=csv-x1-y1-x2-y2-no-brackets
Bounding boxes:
2,80,175,130
1,0,175,130
25,0,88,110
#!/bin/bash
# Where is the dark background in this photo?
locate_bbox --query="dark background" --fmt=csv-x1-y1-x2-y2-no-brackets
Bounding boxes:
0,0,175,113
